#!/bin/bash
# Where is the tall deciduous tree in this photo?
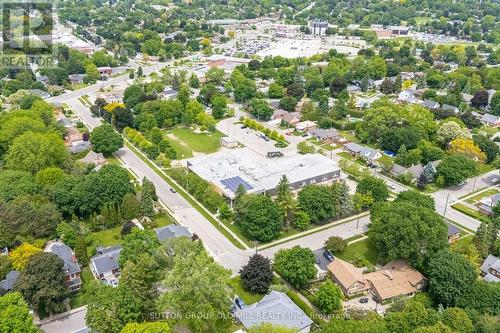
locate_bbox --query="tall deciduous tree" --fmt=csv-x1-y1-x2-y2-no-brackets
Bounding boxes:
370,202,448,269
235,195,282,242
240,254,273,294
313,280,344,313
273,246,316,288
90,124,124,156
0,292,40,333
119,229,161,267
276,175,297,229
15,252,68,316
356,176,389,203
160,243,232,332
427,250,476,307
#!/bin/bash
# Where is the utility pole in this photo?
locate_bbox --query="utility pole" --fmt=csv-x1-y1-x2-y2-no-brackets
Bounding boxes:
472,177,477,192
443,192,450,217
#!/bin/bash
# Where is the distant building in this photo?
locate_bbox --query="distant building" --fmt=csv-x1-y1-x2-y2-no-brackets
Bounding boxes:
309,128,342,144
234,291,313,332
69,74,85,84
90,246,122,287
344,142,381,166
480,255,500,283
45,241,82,293
309,20,328,36
155,224,192,242
480,113,500,127
0,271,20,294
478,193,500,215
80,151,107,168
96,91,124,104
295,120,317,132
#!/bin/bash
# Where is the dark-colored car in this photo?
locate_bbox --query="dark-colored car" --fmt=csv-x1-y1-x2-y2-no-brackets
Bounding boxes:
323,249,335,262
170,188,177,193
359,297,369,303
235,297,246,310
267,151,284,158
241,125,248,129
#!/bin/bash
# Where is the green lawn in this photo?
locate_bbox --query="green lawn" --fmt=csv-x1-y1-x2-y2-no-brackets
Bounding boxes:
474,163,496,176
171,127,223,154
163,136,194,159
69,267,94,309
154,212,175,227
465,189,500,204
451,203,490,223
337,238,380,267
228,276,265,304
337,151,355,160
86,226,122,249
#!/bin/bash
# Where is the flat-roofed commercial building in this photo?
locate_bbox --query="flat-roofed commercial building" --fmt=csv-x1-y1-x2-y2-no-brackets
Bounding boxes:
186,147,341,201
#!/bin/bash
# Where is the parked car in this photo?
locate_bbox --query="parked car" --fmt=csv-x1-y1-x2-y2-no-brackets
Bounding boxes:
359,297,369,303
170,188,177,193
263,136,270,141
323,249,335,262
491,177,499,183
267,151,284,158
235,297,246,310
241,125,248,129
388,184,396,190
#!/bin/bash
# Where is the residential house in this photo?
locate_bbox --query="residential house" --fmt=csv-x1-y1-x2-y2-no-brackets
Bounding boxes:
66,127,91,154
480,255,500,283
462,93,474,104
346,84,361,93
390,163,424,181
398,89,417,102
442,104,459,114
480,113,500,127
96,91,124,104
0,271,20,294
421,100,440,110
155,224,193,242
327,258,370,297
478,193,500,215
234,291,313,333
364,260,426,303
344,142,382,166
447,223,461,243
160,87,177,99
273,110,301,126
295,120,317,132
69,74,85,85
30,89,51,99
79,151,107,168
308,128,341,144
97,67,112,76
45,241,82,292
90,246,122,287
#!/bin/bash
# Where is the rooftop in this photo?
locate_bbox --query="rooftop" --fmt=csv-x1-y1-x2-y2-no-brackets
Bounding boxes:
235,291,313,331
187,148,341,199
91,246,122,275
155,224,192,242
45,241,81,276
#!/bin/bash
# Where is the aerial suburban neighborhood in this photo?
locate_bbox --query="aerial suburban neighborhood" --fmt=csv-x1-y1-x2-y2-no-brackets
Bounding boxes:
0,1,499,333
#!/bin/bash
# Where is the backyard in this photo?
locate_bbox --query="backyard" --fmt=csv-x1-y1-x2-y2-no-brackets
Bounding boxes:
337,238,380,267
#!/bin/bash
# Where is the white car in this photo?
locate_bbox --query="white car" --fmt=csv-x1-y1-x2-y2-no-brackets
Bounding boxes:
388,184,396,190
491,177,499,183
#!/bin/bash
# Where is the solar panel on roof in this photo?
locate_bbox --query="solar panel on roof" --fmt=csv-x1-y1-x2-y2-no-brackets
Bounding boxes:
221,176,254,193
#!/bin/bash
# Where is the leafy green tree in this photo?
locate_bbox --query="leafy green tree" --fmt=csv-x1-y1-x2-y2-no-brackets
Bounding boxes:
273,246,316,287
15,252,68,317
120,254,161,307
35,167,66,188
120,193,141,220
121,322,170,333
123,85,145,109
55,222,77,248
370,202,448,269
292,210,311,230
189,73,200,88
427,250,476,307
119,229,161,267
236,195,283,242
5,132,67,174
279,96,298,112
276,175,297,229
0,170,40,202
86,284,144,333
160,242,232,332
268,83,284,99
473,135,499,164
395,190,435,211
313,280,344,313
455,280,500,315
90,124,124,156
436,155,476,186
298,185,335,223
140,178,157,218
441,307,473,333
210,93,227,119
0,256,12,281
240,254,273,294
0,292,40,333
74,237,88,267
356,176,389,202
324,236,347,255
385,300,439,333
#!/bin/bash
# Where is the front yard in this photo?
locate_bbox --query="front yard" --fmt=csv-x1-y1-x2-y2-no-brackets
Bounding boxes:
337,238,380,267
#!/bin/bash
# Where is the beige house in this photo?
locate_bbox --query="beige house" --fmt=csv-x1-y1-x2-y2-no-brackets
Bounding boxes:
328,258,425,302
364,261,426,302
327,258,370,297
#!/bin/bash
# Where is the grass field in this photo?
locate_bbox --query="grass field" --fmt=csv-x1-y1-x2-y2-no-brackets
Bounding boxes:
228,276,265,304
465,189,499,204
451,203,490,223
69,267,94,309
337,238,380,267
172,128,223,154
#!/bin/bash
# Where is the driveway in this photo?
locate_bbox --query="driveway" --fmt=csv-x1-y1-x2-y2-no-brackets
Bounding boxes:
39,307,87,333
